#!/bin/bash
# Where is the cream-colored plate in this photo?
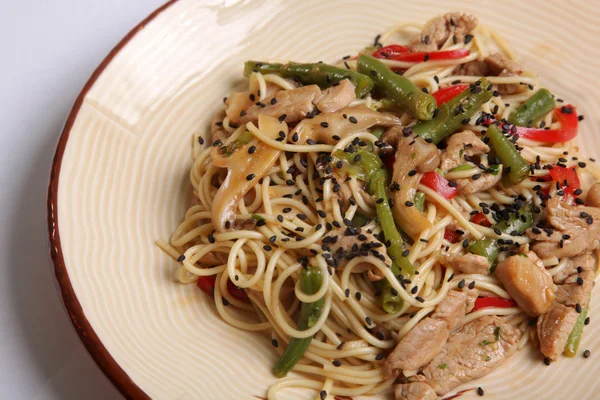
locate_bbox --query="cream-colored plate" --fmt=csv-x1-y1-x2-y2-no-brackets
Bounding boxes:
49,0,600,399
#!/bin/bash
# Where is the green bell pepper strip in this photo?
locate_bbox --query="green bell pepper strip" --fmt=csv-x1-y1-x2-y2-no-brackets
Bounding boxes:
412,78,493,144
508,88,555,127
274,266,324,377
243,61,374,98
564,303,588,357
467,239,499,264
492,203,534,235
356,55,437,120
486,123,530,187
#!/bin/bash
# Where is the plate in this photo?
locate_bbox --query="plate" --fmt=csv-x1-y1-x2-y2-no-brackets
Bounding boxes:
48,0,600,399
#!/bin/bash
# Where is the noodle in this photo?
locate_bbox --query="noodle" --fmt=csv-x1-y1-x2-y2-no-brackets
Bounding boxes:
159,13,600,400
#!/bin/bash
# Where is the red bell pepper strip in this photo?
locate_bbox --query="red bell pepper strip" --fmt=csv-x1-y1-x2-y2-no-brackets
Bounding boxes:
227,279,249,301
472,297,517,312
549,165,580,198
512,105,579,142
444,228,460,243
420,171,459,200
389,49,470,63
197,275,216,295
432,84,470,106
372,45,470,63
196,275,249,301
372,44,408,59
471,212,492,227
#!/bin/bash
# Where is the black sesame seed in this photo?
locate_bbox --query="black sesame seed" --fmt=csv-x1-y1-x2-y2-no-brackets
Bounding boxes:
375,353,385,360
271,338,279,347
458,279,466,289
584,349,591,358
415,296,425,303
332,360,342,367
320,121,329,128
349,116,358,124
477,387,484,396
278,114,287,122
576,303,582,313
177,254,186,262
543,357,551,365
246,173,255,181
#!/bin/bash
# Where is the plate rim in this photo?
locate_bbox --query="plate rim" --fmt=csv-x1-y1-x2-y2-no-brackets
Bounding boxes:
46,1,178,399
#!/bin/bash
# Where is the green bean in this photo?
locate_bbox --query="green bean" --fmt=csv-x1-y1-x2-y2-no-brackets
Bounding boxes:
508,88,555,127
334,149,415,313
564,303,588,357
243,61,283,76
243,61,374,98
493,203,534,235
356,55,437,120
467,239,499,264
371,126,385,139
486,124,530,186
274,266,324,377
351,212,371,228
412,78,493,144
414,191,425,212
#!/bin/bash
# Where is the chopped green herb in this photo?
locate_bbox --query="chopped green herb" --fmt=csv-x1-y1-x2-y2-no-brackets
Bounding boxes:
251,213,265,221
439,363,447,369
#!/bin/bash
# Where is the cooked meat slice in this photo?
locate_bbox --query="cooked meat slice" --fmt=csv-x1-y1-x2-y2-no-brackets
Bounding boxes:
385,290,475,376
395,382,437,400
390,133,440,239
455,172,501,195
292,105,400,145
553,252,595,285
485,52,524,76
453,60,490,76
432,289,476,330
407,12,478,52
439,130,500,194
553,253,595,309
327,229,391,282
314,79,356,113
555,270,594,309
586,182,600,207
495,252,555,316
440,130,489,173
484,52,524,95
240,85,322,124
527,197,600,258
443,253,491,275
537,303,579,360
385,318,448,377
332,169,374,211
422,316,520,396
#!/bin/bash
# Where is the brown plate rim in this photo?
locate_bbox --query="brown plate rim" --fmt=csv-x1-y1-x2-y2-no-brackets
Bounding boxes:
46,1,178,399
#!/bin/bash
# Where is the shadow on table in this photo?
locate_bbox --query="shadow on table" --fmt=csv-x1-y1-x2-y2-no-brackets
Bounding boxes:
7,109,122,400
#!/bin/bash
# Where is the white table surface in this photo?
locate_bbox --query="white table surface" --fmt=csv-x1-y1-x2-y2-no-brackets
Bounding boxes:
0,1,165,398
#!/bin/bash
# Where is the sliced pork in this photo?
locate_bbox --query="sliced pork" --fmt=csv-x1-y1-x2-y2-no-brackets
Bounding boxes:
495,252,556,316
408,12,478,52
384,290,476,376
421,316,519,396
527,197,600,258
